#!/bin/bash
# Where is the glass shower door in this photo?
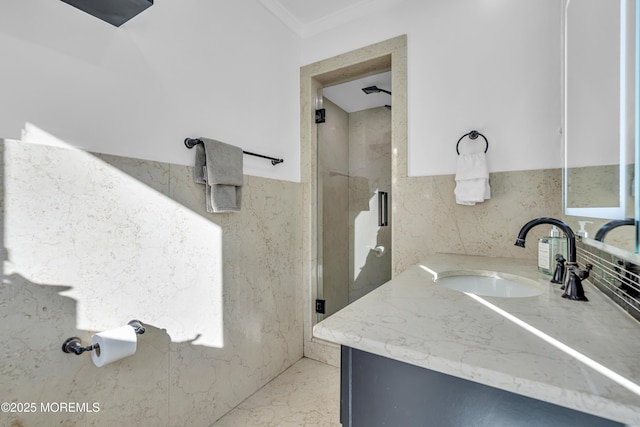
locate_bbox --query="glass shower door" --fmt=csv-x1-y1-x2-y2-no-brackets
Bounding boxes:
316,94,392,320
317,95,351,319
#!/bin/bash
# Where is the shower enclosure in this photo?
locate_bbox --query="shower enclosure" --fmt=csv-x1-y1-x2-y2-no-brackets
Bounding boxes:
316,81,392,320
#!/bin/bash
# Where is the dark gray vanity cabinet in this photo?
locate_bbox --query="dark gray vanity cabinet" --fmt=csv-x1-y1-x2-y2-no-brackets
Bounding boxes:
340,346,622,427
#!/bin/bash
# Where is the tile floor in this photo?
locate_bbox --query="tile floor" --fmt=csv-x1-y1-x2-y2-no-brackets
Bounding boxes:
212,358,341,427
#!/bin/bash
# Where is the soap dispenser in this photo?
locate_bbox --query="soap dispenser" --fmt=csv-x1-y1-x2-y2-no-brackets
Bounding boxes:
576,221,593,239
538,226,568,275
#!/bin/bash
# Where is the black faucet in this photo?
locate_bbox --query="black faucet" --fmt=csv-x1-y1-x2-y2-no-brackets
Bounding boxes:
515,217,590,301
594,218,636,242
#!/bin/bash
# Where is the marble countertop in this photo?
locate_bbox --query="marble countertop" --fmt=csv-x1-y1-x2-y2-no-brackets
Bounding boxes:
313,253,640,425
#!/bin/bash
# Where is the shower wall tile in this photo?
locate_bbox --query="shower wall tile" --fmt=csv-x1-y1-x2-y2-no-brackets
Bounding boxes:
348,106,392,302
0,139,303,426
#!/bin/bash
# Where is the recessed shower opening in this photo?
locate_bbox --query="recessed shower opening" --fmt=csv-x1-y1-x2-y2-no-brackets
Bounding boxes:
316,70,393,320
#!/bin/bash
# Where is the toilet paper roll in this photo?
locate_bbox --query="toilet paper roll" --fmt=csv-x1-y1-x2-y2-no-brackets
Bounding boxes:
91,325,137,367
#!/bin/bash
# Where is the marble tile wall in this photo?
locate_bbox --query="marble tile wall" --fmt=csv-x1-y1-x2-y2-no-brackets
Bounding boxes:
0,139,303,426
567,164,621,208
393,168,563,275
564,164,636,252
348,106,392,302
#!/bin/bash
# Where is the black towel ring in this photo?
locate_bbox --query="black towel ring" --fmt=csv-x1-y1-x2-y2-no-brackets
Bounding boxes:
456,130,488,155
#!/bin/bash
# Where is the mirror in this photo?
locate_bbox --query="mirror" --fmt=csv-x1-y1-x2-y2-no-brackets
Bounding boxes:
563,0,638,253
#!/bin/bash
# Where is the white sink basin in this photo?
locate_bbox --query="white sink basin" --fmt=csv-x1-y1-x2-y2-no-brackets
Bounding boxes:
436,272,543,298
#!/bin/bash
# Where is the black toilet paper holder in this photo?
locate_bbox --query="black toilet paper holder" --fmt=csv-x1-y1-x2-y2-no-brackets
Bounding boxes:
62,320,145,356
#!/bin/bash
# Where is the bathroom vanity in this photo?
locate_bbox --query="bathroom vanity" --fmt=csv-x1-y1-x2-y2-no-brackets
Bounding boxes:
313,254,640,427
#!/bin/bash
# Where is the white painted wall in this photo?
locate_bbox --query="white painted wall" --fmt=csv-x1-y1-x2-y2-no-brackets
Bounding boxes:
301,0,564,177
1,0,565,181
0,0,301,182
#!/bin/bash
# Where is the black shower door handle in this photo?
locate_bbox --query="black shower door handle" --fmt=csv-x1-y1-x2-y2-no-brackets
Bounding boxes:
378,191,388,227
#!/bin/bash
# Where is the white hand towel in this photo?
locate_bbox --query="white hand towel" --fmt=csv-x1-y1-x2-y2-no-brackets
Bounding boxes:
454,152,490,205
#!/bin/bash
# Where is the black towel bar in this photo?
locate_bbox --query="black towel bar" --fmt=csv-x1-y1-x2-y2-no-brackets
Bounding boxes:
184,138,284,166
456,130,488,155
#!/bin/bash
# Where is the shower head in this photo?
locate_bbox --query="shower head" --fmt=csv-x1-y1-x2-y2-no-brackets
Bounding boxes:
362,85,391,95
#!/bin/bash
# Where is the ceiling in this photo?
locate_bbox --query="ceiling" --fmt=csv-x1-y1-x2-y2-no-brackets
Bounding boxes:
258,0,394,112
269,0,369,25
258,0,397,37
322,71,392,113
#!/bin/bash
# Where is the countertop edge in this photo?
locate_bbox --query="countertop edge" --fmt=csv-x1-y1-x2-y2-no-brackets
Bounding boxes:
313,254,640,425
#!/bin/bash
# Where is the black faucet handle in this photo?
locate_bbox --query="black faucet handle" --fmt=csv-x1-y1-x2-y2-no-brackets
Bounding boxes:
562,263,590,302
551,254,567,285
576,263,593,280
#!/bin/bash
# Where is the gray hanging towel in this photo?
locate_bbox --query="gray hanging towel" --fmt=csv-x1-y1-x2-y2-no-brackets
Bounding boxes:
193,138,243,212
